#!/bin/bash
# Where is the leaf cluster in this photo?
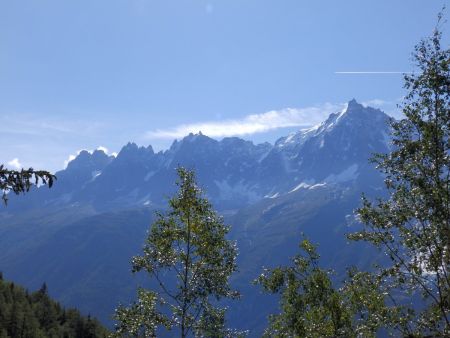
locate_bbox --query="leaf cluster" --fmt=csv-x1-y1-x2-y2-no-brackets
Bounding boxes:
114,167,241,337
349,18,450,336
255,238,396,337
0,165,56,205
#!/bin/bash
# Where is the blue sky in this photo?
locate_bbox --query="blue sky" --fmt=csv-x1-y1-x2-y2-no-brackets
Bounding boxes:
0,0,447,172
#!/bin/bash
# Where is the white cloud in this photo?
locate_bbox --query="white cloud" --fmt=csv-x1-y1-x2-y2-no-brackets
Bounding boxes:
362,99,389,107
0,113,105,138
63,153,79,169
361,98,404,119
96,146,109,154
63,146,114,168
145,103,344,140
63,149,92,168
7,158,22,170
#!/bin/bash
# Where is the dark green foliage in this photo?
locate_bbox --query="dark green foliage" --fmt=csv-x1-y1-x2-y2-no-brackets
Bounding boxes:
349,17,450,336
255,238,395,337
113,167,242,337
256,238,352,337
0,165,55,205
113,287,170,337
0,277,109,337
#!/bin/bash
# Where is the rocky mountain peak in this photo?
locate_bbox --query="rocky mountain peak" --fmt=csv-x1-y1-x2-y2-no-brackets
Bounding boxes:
346,98,363,110
116,142,155,162
342,99,386,121
66,149,111,171
2,99,393,212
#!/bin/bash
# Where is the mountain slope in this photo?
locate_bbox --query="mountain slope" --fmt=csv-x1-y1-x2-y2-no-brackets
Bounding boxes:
0,100,392,334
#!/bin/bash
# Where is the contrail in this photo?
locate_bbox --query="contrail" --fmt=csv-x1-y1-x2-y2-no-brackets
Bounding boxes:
335,71,412,74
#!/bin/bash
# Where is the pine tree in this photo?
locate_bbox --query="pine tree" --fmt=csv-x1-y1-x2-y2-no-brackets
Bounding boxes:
0,165,55,205
113,167,242,337
349,17,450,336
0,277,109,337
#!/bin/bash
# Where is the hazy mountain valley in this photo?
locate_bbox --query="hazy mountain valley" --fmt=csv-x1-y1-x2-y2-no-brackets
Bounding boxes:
1,2,448,336
0,100,390,334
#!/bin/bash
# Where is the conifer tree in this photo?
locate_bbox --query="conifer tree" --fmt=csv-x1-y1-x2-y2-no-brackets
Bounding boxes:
0,165,55,205
114,167,242,337
0,278,108,337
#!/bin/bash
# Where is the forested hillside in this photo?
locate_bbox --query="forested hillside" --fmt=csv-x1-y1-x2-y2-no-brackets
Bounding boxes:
0,275,108,338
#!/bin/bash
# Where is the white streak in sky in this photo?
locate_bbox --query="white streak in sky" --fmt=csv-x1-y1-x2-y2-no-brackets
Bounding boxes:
335,71,412,74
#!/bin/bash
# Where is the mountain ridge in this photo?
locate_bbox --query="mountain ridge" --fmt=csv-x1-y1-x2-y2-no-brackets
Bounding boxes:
2,99,391,213
0,99,392,334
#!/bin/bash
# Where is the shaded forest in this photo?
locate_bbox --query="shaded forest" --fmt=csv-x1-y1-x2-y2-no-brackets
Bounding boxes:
0,274,109,338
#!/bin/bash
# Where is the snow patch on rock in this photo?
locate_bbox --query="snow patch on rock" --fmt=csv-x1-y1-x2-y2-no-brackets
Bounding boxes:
324,164,359,183
215,179,260,203
309,183,327,190
144,171,156,181
265,192,280,199
289,182,311,193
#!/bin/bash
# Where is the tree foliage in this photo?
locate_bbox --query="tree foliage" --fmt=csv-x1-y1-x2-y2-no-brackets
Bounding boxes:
255,238,397,337
0,277,109,337
0,165,55,205
113,167,242,337
349,18,450,336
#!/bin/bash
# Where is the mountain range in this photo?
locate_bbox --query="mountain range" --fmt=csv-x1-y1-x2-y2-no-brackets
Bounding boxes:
0,99,391,335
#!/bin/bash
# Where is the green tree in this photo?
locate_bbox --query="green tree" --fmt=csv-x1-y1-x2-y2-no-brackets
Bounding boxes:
255,238,396,337
349,19,450,336
0,277,108,337
0,165,55,205
113,167,242,337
